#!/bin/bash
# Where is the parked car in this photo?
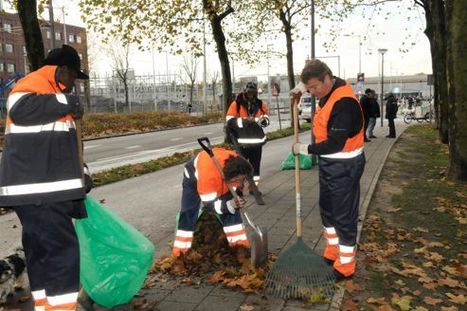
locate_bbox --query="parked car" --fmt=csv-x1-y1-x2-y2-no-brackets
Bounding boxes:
299,94,313,122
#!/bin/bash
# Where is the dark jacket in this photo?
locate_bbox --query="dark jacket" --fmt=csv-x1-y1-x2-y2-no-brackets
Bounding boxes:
368,98,380,118
385,95,398,119
359,94,372,119
0,66,85,206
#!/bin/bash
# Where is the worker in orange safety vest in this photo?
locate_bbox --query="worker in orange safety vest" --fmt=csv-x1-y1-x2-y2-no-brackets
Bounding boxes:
0,45,90,310
291,59,365,281
172,148,253,257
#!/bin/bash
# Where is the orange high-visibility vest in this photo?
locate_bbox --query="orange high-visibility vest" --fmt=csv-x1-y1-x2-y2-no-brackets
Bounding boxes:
313,82,364,157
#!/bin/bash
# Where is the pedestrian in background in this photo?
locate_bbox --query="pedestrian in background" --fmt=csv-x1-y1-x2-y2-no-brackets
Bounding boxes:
359,88,373,142
367,89,380,138
290,59,365,281
385,92,398,138
0,45,90,310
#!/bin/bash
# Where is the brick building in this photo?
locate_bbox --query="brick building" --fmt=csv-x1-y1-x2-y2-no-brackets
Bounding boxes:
0,11,88,93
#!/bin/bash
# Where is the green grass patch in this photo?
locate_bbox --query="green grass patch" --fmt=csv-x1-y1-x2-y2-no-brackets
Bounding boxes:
345,124,467,310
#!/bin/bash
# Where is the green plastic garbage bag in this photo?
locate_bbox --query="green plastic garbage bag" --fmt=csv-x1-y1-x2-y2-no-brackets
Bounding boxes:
281,152,313,170
75,196,155,308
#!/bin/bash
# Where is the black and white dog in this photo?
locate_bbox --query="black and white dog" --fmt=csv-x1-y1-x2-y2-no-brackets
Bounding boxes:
0,248,26,304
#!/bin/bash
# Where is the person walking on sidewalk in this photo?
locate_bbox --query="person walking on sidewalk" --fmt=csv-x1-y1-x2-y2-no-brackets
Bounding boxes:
290,59,365,281
367,89,380,138
225,81,270,195
0,45,89,310
359,88,373,142
385,92,398,138
172,148,253,257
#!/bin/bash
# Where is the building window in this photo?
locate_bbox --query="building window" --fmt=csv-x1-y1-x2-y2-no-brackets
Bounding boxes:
78,53,83,60
55,32,61,41
23,46,27,54
7,64,15,73
69,34,75,42
76,35,82,44
3,23,12,33
80,83,85,93
5,44,13,53
46,30,51,39
0,63,4,72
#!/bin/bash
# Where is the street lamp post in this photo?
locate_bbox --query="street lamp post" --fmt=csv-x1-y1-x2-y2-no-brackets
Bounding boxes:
378,48,388,127
266,44,273,108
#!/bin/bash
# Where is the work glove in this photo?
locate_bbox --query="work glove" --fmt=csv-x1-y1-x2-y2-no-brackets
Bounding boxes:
66,95,84,119
292,142,309,155
83,163,93,194
214,197,246,214
258,116,270,128
289,82,307,99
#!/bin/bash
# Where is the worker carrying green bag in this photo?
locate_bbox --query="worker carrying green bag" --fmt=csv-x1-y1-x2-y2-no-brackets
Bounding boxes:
75,196,155,309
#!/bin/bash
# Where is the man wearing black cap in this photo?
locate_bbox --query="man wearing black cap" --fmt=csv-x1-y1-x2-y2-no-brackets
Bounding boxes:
0,45,89,310
226,81,270,195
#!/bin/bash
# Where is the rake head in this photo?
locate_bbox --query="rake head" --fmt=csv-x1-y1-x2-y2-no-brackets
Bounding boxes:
265,238,336,300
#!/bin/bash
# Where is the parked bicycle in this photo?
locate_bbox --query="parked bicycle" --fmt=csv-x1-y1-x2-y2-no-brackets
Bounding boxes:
403,110,433,124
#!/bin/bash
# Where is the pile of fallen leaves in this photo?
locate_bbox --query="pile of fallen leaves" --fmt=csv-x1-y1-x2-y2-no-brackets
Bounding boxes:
151,212,270,294
341,125,466,311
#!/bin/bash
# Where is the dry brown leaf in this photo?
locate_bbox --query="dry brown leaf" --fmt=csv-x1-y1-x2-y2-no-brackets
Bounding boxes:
424,252,444,262
440,306,458,311
395,279,406,287
423,282,438,290
413,307,428,311
445,293,466,305
367,297,387,305
427,241,444,248
414,227,429,233
377,305,394,311
342,299,359,311
343,280,362,293
422,261,434,268
439,277,461,288
443,265,462,277
208,271,225,284
423,296,442,305
239,304,255,311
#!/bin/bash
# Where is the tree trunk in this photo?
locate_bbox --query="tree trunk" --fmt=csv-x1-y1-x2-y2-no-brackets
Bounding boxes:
16,0,45,71
446,0,467,180
210,15,232,113
123,80,129,112
279,9,296,128
425,0,449,143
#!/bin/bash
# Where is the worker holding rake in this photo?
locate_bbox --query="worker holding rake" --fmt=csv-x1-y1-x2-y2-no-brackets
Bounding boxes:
291,59,365,281
172,147,253,257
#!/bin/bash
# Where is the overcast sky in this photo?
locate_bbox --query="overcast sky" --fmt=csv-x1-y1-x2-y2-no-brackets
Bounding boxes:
24,0,432,81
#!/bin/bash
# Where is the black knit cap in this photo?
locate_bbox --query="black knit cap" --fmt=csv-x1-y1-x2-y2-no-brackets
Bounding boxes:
43,44,89,80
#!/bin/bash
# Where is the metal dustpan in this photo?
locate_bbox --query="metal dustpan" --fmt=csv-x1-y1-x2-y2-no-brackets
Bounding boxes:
197,137,268,267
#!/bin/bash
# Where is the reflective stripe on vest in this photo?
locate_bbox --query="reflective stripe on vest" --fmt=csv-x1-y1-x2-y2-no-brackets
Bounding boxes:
0,178,83,196
313,81,364,158
237,136,267,144
5,119,76,135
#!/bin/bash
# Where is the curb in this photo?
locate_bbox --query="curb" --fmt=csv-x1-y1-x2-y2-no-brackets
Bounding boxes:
329,127,409,311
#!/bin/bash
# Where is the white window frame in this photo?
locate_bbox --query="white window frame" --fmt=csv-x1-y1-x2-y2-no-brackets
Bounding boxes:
55,32,61,41
7,63,15,73
3,23,12,33
46,30,51,39
76,35,82,44
5,44,13,53
68,34,75,42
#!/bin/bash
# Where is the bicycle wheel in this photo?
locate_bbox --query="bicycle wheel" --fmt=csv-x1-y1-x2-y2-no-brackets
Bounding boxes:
404,114,413,124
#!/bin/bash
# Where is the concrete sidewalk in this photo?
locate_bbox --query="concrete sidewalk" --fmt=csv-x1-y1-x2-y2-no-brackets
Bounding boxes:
1,121,408,311
135,122,409,311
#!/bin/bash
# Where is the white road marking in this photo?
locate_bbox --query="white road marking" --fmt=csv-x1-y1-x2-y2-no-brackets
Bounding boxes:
170,138,182,141
205,132,213,135
84,145,101,150
125,145,141,150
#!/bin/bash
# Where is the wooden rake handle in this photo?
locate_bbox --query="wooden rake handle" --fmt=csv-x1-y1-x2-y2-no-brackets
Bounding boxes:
292,97,302,238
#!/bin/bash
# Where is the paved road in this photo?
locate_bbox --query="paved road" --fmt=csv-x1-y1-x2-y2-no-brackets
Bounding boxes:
85,115,288,173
